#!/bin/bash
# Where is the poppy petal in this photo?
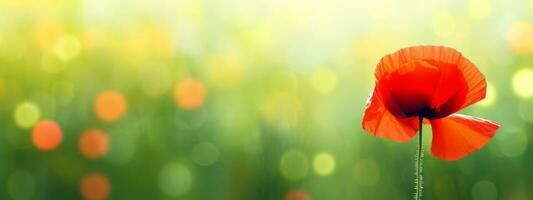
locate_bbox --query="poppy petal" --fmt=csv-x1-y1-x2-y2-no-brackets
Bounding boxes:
457,56,486,109
362,88,419,142
375,45,486,111
424,60,468,118
430,114,499,160
379,60,441,117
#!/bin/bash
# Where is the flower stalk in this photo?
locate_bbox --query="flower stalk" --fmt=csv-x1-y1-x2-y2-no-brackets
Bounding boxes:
415,115,424,200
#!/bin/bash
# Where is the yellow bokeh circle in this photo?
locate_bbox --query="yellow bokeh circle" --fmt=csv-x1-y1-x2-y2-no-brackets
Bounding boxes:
477,82,497,107
512,68,533,98
312,152,336,176
14,101,41,129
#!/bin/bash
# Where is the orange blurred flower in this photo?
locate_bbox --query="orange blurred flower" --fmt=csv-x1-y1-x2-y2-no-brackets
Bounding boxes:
32,120,62,151
80,173,110,200
79,129,109,160
283,189,311,200
94,90,126,122
174,79,206,110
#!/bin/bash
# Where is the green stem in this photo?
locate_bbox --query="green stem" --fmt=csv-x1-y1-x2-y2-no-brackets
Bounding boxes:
415,116,424,200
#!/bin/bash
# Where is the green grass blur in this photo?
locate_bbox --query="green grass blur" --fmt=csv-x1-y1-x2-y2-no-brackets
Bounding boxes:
0,0,532,199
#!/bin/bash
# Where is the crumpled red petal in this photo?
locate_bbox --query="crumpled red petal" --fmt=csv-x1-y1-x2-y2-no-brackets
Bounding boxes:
378,60,441,117
362,88,419,142
430,114,500,160
375,46,486,113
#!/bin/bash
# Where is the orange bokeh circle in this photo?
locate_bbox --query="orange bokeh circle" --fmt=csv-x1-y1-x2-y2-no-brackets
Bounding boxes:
32,120,62,151
94,90,126,122
80,173,110,200
283,190,311,200
174,79,206,110
79,129,109,160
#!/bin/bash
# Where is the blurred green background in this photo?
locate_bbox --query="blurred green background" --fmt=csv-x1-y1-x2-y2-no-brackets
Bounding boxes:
1,0,532,199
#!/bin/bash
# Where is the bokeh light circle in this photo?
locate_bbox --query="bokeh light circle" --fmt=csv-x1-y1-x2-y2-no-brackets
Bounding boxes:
80,173,110,200
477,82,497,107
191,142,220,166
33,20,64,50
512,68,533,98
472,180,497,200
32,120,62,151
208,53,244,89
79,129,109,160
14,101,41,129
158,162,193,197
468,0,492,20
497,130,528,157
353,159,380,187
7,170,36,200
432,12,456,37
279,150,309,181
174,79,206,110
507,21,533,54
312,68,337,94
53,34,81,61
283,189,311,200
312,152,336,176
94,91,127,122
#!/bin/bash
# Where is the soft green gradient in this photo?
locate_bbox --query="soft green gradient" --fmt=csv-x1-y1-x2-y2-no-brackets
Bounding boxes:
0,0,532,199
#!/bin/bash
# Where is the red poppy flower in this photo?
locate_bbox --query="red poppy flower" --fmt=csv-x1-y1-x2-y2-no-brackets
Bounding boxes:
362,45,500,160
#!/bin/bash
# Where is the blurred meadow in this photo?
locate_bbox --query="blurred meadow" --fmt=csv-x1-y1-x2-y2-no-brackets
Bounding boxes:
1,0,533,199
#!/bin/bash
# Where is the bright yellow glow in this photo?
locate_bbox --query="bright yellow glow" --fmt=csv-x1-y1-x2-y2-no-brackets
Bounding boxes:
312,68,337,94
14,101,41,129
477,82,497,107
53,35,81,61
279,150,309,181
208,53,244,89
353,159,380,187
33,20,64,50
512,68,533,98
364,0,395,19
313,152,336,176
82,27,108,50
468,0,492,20
433,12,456,38
507,21,533,54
